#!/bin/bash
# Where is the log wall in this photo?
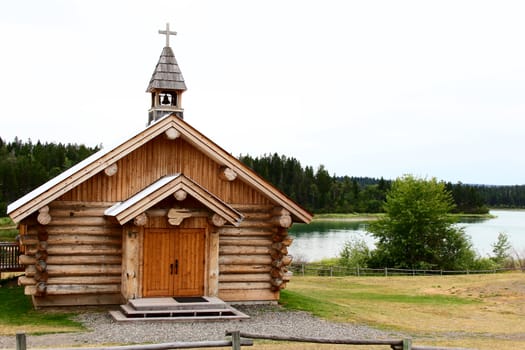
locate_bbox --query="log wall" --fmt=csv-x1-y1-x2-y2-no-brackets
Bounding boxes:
59,136,271,205
19,201,123,307
18,201,291,304
218,204,292,302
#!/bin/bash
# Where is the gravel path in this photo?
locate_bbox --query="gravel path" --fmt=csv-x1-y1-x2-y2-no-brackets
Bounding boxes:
0,305,401,349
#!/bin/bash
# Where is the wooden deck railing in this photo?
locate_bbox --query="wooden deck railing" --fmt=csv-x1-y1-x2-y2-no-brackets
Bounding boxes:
0,242,24,273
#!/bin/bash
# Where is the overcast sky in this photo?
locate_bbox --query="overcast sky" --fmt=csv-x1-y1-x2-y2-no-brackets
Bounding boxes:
1,1,524,185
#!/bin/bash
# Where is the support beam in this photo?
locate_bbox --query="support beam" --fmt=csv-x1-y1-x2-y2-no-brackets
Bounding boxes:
167,208,191,226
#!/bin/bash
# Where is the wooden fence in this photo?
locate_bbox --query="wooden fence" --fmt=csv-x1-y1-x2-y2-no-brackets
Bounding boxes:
227,331,474,350
0,242,24,274
289,262,521,277
14,332,474,350
13,332,253,350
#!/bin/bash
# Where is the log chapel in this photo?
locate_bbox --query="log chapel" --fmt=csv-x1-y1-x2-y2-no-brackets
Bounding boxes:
7,24,312,313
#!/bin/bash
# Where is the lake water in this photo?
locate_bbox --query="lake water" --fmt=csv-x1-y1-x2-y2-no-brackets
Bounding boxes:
288,210,525,262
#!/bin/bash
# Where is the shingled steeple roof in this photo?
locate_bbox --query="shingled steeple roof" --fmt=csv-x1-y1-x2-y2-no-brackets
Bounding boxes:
146,45,187,92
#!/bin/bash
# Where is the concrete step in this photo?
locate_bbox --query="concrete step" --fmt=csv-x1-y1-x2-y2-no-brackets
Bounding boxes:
110,297,250,322
128,296,228,311
120,303,237,316
109,309,249,322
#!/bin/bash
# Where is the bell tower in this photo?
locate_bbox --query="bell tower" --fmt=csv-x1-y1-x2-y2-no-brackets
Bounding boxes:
147,23,187,124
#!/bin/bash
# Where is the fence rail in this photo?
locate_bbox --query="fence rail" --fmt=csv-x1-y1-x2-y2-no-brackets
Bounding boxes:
227,331,474,350
0,242,24,273
14,332,474,350
289,262,521,277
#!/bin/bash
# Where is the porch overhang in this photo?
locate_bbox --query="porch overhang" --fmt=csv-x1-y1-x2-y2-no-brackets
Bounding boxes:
104,173,244,226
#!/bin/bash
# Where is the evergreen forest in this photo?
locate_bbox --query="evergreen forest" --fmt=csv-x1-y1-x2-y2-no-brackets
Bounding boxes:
0,138,100,215
1,138,524,216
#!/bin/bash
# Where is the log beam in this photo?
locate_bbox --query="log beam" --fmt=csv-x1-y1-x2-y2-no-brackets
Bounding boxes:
167,208,192,226
219,245,270,255
104,163,118,176
219,265,272,274
219,166,237,181
133,213,148,227
219,255,272,265
211,213,227,227
25,284,121,296
37,206,51,225
272,214,292,228
165,127,180,140
173,189,187,201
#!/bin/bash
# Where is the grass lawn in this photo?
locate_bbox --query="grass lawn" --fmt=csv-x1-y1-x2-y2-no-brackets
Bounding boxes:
0,282,83,335
281,273,525,350
0,274,523,350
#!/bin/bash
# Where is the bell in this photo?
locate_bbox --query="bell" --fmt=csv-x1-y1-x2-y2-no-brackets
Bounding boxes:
161,94,170,105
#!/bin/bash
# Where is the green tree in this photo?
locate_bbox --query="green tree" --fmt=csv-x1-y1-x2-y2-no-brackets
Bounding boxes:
315,165,332,212
368,175,474,270
339,237,371,268
491,232,511,265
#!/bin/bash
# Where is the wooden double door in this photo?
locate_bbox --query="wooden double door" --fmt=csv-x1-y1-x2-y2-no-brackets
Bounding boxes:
143,228,205,297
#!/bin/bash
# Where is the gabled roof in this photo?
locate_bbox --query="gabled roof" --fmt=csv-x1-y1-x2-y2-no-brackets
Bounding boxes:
105,174,243,226
146,46,187,92
7,114,313,224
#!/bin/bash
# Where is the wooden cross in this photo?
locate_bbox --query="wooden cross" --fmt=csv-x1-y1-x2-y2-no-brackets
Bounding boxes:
159,23,177,47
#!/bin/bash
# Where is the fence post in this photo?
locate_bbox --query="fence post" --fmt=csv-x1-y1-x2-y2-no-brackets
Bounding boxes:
402,338,412,350
301,263,305,276
16,333,26,350
356,265,360,277
230,330,241,350
384,267,388,277
329,266,333,277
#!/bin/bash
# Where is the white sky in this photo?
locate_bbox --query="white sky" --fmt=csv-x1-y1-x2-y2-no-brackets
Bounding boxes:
1,1,524,185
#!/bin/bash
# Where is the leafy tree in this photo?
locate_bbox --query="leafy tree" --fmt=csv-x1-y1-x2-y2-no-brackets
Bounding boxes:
339,237,371,268
491,232,511,265
368,175,475,270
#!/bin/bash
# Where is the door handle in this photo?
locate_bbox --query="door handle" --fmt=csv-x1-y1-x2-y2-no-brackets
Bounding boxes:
170,263,174,275
175,259,179,275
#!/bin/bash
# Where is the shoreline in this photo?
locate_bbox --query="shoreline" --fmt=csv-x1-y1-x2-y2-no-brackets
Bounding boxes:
312,212,495,223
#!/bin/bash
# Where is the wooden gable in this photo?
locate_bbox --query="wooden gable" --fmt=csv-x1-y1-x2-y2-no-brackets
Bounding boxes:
8,114,312,225
105,174,244,226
